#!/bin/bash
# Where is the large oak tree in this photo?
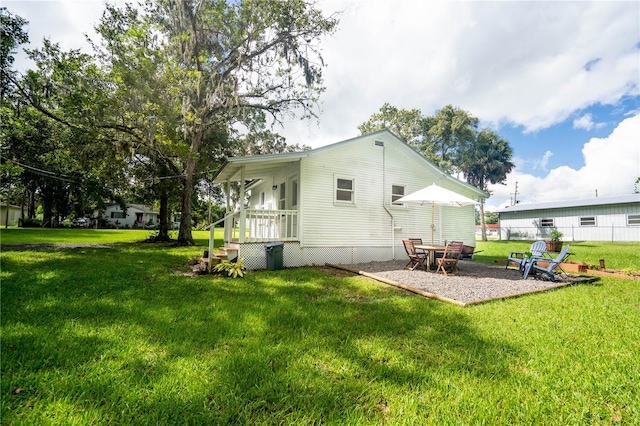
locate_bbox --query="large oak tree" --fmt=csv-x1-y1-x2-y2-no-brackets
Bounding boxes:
94,0,339,245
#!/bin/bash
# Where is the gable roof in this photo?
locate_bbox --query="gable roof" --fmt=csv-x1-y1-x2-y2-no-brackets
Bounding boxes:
213,129,488,198
497,194,640,213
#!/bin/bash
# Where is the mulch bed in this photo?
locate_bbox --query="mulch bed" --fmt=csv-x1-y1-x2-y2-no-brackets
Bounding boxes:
326,260,599,306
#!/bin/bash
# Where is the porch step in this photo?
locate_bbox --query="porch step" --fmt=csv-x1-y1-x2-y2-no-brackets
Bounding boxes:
209,247,239,260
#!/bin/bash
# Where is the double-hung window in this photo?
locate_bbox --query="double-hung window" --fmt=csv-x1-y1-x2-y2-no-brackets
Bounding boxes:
335,177,355,204
580,216,596,226
391,185,406,206
628,214,640,226
540,218,554,227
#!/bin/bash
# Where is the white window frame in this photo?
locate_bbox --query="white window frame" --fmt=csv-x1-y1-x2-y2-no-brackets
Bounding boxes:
627,214,640,226
335,176,355,204
540,218,555,227
579,216,596,226
391,184,407,207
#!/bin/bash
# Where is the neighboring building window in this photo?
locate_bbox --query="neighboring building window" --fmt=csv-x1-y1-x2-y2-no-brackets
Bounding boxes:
110,211,125,219
628,214,640,226
580,216,596,226
279,183,286,210
540,218,554,227
335,177,355,203
391,185,406,206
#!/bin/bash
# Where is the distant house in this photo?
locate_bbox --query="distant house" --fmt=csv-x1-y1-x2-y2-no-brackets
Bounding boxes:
496,194,640,242
97,204,159,229
0,203,21,227
212,130,487,269
475,223,499,238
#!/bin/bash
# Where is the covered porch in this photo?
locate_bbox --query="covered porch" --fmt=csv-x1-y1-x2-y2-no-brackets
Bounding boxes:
208,151,306,265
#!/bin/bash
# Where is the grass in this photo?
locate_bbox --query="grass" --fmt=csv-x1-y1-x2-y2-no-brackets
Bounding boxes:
1,230,639,424
0,227,214,246
474,239,639,271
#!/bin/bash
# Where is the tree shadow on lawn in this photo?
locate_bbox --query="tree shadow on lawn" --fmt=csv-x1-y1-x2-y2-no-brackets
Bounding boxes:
2,246,525,423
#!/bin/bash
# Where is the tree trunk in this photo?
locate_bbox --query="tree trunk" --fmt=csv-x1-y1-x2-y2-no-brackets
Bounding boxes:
176,129,204,246
177,156,196,246
156,190,171,241
479,199,488,242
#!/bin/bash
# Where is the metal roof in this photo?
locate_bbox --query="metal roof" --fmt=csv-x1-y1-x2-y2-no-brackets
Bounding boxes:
497,194,640,213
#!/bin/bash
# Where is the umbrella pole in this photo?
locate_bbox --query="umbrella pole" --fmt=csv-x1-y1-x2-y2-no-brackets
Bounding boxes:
431,201,434,245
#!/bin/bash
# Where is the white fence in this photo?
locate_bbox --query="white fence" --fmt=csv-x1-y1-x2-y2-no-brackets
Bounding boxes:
499,224,640,242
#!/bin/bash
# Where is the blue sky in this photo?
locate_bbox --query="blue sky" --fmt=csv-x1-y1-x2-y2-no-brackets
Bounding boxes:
500,96,638,176
5,0,640,211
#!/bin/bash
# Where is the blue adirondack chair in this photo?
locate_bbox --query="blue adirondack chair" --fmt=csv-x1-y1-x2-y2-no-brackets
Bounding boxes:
506,240,547,273
523,244,571,281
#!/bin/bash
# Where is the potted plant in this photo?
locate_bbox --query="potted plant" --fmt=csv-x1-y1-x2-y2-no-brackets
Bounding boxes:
546,229,564,252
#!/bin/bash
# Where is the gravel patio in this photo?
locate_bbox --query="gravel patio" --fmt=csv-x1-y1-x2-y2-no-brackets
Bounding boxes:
328,259,599,306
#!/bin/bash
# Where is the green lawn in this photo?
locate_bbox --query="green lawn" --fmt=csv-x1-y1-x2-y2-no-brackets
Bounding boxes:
0,227,214,246
1,231,639,424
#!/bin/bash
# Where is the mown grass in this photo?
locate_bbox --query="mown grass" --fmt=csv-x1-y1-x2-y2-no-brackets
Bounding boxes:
1,231,639,424
474,240,639,271
0,227,214,246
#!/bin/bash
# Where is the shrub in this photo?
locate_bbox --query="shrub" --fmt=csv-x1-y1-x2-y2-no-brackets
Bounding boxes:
213,258,246,278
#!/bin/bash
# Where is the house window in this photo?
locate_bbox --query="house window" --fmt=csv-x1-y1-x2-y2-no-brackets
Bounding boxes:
580,216,596,226
279,183,286,210
335,177,355,203
391,185,406,206
540,218,554,227
628,214,640,226
110,211,125,219
260,192,265,208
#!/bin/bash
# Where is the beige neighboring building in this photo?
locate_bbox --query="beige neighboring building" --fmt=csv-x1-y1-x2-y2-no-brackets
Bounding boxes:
0,203,21,227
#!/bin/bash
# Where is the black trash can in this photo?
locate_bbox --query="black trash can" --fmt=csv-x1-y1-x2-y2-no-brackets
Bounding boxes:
264,241,284,270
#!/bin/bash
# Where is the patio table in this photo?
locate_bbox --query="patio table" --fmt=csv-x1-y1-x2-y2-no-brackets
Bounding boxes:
414,244,447,272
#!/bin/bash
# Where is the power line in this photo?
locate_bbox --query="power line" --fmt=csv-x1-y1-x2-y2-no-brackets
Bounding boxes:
11,160,78,183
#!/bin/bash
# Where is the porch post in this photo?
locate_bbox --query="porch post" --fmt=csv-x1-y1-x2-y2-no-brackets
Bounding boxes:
238,166,247,243
224,181,232,243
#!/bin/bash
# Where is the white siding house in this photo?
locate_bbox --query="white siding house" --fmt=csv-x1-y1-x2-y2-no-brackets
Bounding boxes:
97,204,160,229
212,130,487,269
497,194,640,242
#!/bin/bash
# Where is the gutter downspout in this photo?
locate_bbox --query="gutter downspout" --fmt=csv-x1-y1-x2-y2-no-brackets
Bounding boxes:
381,143,397,259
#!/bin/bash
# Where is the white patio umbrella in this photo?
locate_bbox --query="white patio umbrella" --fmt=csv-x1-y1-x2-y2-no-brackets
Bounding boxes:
396,183,479,245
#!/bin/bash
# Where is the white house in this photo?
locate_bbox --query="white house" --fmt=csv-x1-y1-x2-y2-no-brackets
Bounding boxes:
98,203,160,229
212,130,487,270
497,194,640,242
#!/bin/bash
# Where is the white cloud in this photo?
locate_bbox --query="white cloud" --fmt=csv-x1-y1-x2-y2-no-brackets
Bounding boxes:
486,114,640,211
8,0,638,145
573,113,605,131
282,0,639,145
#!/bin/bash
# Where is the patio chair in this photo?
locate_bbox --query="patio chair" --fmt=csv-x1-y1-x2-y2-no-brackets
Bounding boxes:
408,238,427,255
505,240,547,273
402,239,428,271
435,241,464,276
522,244,571,281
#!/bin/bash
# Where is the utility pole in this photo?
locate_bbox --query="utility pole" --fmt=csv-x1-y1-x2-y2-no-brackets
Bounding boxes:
511,181,519,206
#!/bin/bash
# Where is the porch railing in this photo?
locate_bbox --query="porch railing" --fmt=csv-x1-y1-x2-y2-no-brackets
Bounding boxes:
229,209,298,243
